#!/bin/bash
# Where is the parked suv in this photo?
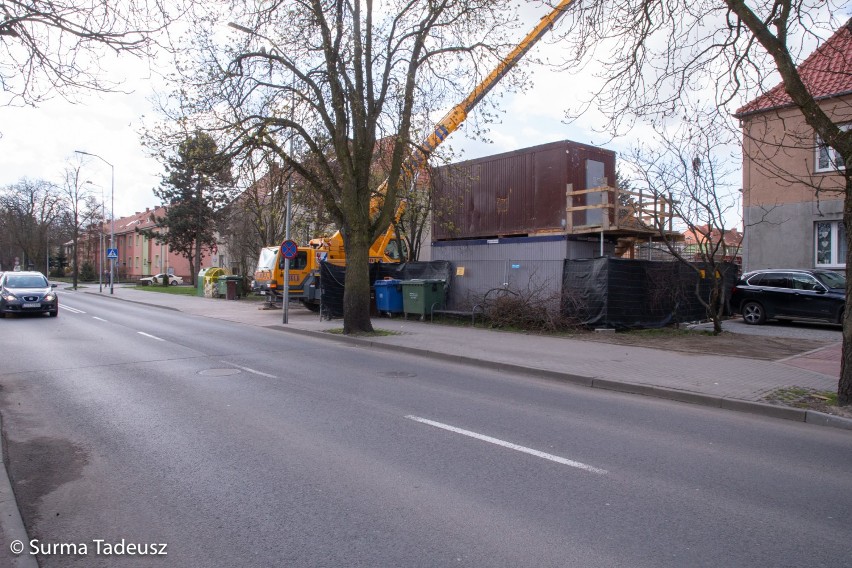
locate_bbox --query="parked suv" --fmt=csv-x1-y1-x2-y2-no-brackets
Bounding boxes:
731,268,845,325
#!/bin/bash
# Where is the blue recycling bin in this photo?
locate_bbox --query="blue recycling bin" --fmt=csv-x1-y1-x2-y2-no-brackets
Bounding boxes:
374,279,403,315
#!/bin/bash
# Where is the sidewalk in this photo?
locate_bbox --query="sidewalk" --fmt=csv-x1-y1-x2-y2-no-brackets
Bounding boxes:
82,284,852,431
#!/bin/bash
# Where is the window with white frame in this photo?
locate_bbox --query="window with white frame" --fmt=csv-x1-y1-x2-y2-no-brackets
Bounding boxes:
815,221,846,267
815,123,850,173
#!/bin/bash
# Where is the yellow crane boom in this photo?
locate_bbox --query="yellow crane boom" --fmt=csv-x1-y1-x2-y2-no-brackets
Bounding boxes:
363,0,580,255
410,0,578,169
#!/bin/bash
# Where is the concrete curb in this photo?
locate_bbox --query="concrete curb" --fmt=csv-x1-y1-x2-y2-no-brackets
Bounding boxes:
268,324,852,432
81,290,179,311
0,419,39,568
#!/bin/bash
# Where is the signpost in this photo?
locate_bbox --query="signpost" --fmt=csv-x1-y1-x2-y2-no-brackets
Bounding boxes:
280,240,297,260
280,239,298,323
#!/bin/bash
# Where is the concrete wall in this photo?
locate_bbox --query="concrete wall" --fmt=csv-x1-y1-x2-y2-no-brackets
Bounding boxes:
743,199,844,270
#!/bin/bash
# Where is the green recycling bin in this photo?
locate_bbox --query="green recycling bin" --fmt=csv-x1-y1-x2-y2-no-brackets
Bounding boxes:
401,279,446,320
197,268,211,296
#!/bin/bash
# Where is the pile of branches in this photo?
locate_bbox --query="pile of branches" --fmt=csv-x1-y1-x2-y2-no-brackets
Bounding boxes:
479,287,582,333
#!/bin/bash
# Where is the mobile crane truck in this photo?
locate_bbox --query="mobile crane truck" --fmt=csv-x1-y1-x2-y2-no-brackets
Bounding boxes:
252,0,578,310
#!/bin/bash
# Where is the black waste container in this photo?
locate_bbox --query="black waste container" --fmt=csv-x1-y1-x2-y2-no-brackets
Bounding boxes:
224,276,242,300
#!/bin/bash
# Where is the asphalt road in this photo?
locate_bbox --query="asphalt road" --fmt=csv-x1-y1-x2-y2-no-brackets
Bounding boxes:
1,292,851,567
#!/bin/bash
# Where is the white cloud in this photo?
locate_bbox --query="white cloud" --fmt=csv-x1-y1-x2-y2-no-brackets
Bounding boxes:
0,59,165,218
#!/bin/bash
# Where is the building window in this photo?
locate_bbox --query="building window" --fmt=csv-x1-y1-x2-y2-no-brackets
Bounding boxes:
815,123,850,173
815,221,846,267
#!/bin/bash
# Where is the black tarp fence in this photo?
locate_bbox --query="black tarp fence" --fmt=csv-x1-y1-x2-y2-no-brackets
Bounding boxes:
562,257,738,329
320,260,453,318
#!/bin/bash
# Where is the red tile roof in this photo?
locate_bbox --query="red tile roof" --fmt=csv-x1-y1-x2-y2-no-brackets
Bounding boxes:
735,19,852,117
683,224,743,247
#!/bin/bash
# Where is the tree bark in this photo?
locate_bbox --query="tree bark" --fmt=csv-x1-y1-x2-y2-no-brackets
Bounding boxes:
840,174,852,405
342,228,374,334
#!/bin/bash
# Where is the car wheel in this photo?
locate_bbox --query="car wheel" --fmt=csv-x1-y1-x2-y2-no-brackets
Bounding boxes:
170,280,178,286
49,310,58,317
741,301,766,325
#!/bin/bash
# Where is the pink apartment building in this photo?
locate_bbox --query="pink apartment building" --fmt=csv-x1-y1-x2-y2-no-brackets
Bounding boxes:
75,206,213,282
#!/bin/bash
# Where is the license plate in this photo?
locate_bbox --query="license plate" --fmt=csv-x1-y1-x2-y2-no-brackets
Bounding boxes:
22,303,40,308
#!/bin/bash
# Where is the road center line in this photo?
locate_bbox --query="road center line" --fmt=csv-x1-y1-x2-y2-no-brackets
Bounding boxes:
405,415,608,475
221,361,278,379
92,316,107,322
138,332,165,341
62,305,85,314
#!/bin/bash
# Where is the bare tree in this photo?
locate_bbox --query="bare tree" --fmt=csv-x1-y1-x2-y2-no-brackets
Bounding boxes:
58,163,100,288
156,0,529,333
557,4,852,402
221,150,335,274
0,178,63,271
624,116,742,334
0,1,182,107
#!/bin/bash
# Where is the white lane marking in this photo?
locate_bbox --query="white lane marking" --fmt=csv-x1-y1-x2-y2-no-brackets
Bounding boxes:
62,305,85,314
222,361,278,379
92,316,108,322
138,332,165,341
406,415,608,475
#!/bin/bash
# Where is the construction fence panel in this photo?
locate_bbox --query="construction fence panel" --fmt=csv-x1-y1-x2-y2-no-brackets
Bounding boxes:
562,257,739,329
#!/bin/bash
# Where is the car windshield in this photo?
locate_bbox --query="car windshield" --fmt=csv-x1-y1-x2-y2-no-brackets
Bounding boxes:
4,274,48,288
814,271,846,289
256,247,278,270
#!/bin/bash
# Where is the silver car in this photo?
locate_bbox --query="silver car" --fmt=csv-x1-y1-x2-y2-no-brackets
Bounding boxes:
0,271,59,318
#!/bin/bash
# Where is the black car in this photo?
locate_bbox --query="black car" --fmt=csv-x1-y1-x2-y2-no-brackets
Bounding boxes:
0,271,59,318
730,268,845,325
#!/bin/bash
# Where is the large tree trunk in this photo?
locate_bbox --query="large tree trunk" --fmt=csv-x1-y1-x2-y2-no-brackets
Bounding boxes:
342,228,374,334
839,175,852,405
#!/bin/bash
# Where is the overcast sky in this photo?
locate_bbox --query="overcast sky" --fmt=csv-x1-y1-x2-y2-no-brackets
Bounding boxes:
1,81,607,219
0,10,628,222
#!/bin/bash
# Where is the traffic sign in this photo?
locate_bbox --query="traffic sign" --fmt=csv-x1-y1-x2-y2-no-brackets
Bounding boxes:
280,239,298,260
106,248,119,259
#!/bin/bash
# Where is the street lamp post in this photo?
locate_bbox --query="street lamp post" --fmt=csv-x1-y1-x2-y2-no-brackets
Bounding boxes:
76,150,115,294
228,21,296,324
83,180,104,292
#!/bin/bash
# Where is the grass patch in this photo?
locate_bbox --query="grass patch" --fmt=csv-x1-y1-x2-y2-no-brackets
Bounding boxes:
134,284,199,296
764,386,837,407
615,327,718,338
325,327,399,337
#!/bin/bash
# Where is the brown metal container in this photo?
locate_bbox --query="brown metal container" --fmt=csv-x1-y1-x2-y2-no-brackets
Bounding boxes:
432,140,616,240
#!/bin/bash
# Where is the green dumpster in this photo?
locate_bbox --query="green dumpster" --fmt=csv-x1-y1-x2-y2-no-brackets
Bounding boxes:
401,279,446,320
